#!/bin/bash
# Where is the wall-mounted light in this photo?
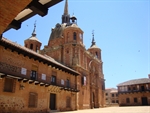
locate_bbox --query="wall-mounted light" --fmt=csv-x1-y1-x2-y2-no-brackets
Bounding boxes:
20,84,25,90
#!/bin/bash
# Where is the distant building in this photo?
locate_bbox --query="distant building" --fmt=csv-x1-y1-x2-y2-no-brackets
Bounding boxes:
105,88,118,106
117,75,150,106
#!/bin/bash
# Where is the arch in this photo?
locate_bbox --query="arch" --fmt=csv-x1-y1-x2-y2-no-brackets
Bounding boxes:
30,44,33,50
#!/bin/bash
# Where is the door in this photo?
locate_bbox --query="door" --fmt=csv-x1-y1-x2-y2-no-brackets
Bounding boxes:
50,93,56,110
141,97,148,105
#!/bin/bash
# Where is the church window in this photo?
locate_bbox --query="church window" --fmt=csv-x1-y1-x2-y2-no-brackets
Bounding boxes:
73,32,77,40
30,44,33,50
95,52,98,58
36,46,38,52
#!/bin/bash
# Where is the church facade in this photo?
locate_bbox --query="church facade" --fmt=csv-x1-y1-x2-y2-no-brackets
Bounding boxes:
41,0,105,109
0,0,105,112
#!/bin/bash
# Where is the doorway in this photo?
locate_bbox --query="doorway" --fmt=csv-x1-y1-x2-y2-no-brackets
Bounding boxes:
92,92,95,108
50,93,56,110
141,97,148,105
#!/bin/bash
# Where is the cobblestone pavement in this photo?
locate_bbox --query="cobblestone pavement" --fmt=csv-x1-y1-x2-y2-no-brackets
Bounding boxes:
53,106,150,113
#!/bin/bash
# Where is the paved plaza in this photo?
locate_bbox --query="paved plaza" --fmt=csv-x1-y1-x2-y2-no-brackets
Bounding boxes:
54,106,150,113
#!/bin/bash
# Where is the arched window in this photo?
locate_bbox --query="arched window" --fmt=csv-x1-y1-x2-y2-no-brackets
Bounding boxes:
36,46,38,52
30,44,33,50
95,52,98,58
73,32,76,40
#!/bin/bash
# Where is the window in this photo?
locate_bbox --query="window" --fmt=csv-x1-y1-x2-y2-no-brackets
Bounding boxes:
28,92,38,107
128,87,131,91
30,70,37,80
105,93,108,96
126,98,130,103
30,44,33,50
4,78,15,92
134,98,138,103
66,79,70,88
36,46,38,52
95,52,98,58
81,76,86,86
66,97,71,108
73,32,76,40
51,76,56,85
141,86,145,91
112,94,114,97
116,100,119,103
133,87,136,91
116,93,118,97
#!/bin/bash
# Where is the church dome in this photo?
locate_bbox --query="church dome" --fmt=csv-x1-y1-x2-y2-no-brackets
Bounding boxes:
49,23,67,40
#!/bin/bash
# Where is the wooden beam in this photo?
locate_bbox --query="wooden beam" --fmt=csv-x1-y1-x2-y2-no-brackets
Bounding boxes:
28,0,48,17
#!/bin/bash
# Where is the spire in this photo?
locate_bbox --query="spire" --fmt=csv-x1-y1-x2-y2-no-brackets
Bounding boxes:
32,21,36,36
62,0,70,24
91,30,96,47
64,0,68,15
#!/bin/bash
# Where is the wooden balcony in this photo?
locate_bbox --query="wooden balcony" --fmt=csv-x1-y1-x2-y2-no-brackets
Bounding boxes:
118,89,150,94
0,61,79,92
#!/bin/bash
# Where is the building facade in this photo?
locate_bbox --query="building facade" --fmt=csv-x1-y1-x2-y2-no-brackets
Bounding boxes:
0,35,79,113
41,0,105,109
105,88,118,106
40,0,105,109
117,75,150,106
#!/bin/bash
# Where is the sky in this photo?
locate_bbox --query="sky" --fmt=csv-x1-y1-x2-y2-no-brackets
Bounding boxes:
3,0,150,88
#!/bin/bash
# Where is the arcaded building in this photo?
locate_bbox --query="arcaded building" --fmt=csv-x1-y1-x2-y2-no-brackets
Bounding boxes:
0,0,105,112
105,88,118,106
117,75,150,106
40,0,105,109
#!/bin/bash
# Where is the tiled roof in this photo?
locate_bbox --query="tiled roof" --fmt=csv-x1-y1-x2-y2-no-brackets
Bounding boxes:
117,78,150,86
0,37,79,76
25,36,41,43
89,44,100,49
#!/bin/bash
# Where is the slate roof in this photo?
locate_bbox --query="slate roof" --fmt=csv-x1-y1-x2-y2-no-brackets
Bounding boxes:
117,78,150,86
0,37,79,76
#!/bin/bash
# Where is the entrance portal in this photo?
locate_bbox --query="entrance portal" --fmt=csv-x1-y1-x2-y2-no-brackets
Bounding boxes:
50,93,56,110
141,97,148,106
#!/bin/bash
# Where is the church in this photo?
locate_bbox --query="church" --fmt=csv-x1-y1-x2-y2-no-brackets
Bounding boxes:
0,0,105,112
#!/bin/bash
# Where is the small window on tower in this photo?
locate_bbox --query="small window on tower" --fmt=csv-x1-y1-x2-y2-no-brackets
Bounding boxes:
73,32,76,40
30,44,33,50
95,52,98,58
36,46,38,52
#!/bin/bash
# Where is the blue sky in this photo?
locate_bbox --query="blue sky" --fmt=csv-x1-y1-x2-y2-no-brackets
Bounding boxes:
3,0,150,88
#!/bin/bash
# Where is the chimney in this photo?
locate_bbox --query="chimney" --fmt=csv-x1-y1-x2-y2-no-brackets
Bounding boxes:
148,74,150,79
